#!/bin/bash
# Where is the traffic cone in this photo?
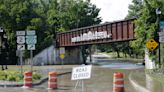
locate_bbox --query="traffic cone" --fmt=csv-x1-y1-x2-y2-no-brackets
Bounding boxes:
48,72,57,89
113,72,124,92
23,71,32,88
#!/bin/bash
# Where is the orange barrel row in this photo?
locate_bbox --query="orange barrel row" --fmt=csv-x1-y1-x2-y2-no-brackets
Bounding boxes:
48,72,58,89
23,71,32,87
113,72,124,92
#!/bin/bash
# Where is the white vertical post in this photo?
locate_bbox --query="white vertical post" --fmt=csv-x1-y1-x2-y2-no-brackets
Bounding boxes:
82,80,84,92
20,51,23,74
30,50,33,72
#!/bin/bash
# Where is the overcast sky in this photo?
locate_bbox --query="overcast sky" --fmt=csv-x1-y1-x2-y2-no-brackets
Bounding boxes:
90,0,132,23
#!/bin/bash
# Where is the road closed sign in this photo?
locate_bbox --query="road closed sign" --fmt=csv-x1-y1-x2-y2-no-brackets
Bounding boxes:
71,65,92,80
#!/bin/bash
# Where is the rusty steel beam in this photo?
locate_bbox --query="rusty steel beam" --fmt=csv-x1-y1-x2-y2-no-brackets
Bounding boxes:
57,18,135,47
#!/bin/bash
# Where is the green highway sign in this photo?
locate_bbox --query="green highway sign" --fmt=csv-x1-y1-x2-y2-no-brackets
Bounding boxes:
26,30,36,35
27,44,36,50
160,21,164,32
160,21,164,26
26,35,37,44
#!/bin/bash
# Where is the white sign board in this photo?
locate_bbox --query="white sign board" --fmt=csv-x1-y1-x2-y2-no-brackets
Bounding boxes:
159,36,164,43
158,32,164,37
60,47,65,54
17,44,25,50
16,31,25,36
0,28,3,32
17,36,25,44
27,44,35,50
71,65,92,80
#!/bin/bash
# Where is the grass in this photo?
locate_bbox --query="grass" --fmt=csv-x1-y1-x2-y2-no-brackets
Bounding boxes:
145,69,164,84
106,52,130,58
104,52,144,63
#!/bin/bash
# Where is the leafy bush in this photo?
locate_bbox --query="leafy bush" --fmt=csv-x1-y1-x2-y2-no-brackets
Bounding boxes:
33,72,41,80
0,71,41,82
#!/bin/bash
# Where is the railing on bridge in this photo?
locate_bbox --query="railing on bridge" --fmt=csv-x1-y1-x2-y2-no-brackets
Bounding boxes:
57,18,135,47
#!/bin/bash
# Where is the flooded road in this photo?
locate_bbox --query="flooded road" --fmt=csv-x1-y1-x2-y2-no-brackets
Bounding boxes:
0,66,137,92
1,53,164,92
101,62,144,69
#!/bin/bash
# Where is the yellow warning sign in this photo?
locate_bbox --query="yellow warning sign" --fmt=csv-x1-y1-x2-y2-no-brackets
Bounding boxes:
60,54,65,59
146,39,158,51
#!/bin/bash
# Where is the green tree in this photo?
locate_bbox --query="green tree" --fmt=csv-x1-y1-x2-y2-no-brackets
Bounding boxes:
0,0,101,64
127,0,164,65
126,0,143,18
0,0,37,63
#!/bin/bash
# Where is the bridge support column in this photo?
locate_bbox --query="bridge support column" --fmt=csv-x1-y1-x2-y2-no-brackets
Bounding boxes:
145,49,155,69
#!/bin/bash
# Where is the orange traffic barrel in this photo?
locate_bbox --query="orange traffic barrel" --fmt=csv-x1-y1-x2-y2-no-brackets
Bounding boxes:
113,72,124,92
48,72,57,89
23,71,32,88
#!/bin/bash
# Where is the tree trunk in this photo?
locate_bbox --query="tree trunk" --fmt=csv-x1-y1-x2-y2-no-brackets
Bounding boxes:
116,50,120,58
125,52,127,58
136,54,138,58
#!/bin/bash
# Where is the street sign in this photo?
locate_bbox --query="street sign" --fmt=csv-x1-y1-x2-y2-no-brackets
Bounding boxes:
16,31,25,36
60,54,65,59
59,47,65,54
160,21,164,26
0,28,3,32
26,36,37,44
71,65,92,80
26,35,37,39
159,37,164,43
26,30,36,35
146,39,158,51
158,32,164,37
17,44,25,50
17,36,25,44
160,21,164,32
27,44,35,50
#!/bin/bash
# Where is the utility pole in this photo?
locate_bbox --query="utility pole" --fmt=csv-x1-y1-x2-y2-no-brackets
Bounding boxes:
156,8,161,67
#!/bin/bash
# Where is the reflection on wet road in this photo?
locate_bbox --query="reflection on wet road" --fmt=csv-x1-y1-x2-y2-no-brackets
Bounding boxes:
101,63,144,69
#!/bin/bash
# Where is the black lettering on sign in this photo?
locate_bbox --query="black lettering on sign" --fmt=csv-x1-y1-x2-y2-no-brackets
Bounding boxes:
76,67,87,72
73,73,89,79
73,74,78,79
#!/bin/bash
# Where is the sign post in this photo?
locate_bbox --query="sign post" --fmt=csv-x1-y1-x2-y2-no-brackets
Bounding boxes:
59,47,65,65
16,31,25,75
159,21,164,65
16,30,37,73
71,65,92,92
26,30,37,72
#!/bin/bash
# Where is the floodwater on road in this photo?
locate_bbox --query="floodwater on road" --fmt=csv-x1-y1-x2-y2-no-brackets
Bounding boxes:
1,55,164,92
1,65,164,92
0,65,138,92
101,62,144,69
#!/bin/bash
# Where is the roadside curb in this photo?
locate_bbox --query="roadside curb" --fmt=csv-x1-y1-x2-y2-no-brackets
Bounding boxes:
129,72,149,92
0,72,71,87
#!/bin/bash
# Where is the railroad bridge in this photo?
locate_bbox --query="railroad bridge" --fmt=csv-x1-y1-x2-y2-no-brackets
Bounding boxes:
55,18,135,64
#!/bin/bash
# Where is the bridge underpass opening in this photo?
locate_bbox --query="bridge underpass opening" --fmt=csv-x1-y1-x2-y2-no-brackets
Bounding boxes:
55,18,135,64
